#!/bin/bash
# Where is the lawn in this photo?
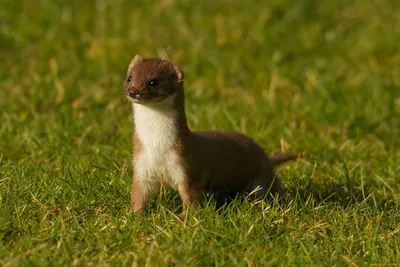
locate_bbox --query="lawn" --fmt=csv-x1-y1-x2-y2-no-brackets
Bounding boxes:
1,0,399,265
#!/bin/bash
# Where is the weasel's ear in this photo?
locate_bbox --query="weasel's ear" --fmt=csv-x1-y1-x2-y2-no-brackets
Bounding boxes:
171,62,184,83
127,55,143,73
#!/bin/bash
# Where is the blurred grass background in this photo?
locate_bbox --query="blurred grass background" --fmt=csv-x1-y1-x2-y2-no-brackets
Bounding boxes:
1,0,399,265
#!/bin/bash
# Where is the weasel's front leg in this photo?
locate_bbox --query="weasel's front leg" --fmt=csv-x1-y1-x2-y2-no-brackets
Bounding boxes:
131,175,154,214
178,180,203,209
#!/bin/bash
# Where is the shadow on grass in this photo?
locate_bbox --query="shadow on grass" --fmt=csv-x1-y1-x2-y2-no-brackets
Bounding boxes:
142,158,397,216
285,159,397,209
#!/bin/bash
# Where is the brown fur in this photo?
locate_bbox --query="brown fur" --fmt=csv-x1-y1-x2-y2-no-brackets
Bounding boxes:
269,152,298,167
125,55,297,214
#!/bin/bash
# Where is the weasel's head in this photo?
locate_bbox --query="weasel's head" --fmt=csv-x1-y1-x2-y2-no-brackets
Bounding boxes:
124,55,184,104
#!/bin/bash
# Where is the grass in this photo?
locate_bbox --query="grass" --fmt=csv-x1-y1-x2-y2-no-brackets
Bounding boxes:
1,0,399,265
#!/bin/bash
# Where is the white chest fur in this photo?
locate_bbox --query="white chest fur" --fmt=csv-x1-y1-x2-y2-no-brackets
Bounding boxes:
133,95,186,191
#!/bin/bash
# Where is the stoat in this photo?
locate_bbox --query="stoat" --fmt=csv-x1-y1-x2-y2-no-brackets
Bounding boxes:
124,55,296,214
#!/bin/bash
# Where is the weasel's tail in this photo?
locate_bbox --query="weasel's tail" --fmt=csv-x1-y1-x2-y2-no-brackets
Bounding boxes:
270,152,297,167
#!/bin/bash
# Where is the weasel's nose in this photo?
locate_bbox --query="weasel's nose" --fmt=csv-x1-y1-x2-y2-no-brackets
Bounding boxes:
128,89,138,98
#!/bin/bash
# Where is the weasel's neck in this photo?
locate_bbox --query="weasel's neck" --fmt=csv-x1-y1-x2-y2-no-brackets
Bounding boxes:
133,93,189,149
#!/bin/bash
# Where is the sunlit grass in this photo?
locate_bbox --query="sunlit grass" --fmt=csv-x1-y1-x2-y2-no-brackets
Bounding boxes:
1,0,399,265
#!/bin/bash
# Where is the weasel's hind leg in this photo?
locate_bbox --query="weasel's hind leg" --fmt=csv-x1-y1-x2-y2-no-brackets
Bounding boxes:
247,164,286,199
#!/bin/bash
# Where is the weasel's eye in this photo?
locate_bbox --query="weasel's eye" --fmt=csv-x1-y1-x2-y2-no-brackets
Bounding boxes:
127,76,132,82
148,79,159,87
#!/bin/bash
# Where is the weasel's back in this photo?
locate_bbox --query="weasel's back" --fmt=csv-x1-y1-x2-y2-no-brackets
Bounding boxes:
190,131,267,185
